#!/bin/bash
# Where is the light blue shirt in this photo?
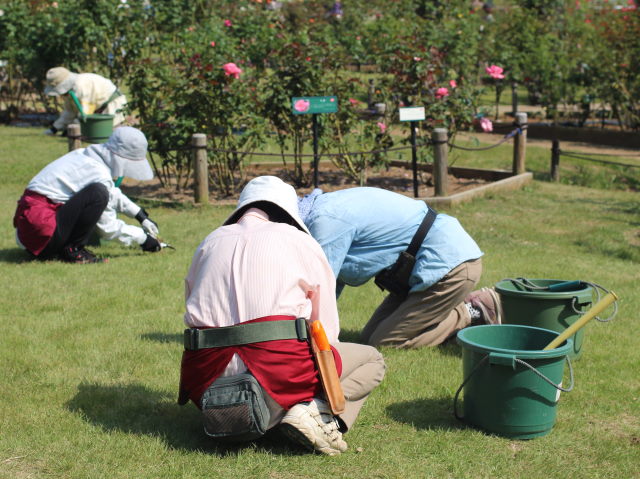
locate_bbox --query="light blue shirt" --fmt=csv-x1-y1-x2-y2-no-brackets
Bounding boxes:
303,187,483,296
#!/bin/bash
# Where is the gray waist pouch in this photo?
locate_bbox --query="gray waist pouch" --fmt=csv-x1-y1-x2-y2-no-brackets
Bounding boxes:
200,372,271,442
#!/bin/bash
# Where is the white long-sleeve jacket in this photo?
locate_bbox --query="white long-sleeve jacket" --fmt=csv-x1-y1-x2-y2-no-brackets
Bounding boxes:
24,147,147,246
53,73,128,131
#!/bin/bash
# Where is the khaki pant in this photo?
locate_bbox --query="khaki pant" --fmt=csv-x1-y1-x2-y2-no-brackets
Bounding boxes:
267,342,385,431
360,258,482,349
333,342,386,431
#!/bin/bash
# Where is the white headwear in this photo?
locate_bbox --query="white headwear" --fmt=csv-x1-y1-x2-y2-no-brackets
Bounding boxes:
224,176,309,234
44,67,78,96
89,126,153,181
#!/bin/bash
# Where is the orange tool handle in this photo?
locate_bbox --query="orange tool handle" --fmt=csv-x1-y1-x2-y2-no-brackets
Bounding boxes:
309,320,331,351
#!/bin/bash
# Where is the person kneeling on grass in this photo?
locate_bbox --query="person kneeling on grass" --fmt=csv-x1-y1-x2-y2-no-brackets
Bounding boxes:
13,126,164,263
298,187,502,349
178,176,386,455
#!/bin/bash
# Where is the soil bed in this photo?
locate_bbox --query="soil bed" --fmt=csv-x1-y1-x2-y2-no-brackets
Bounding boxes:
120,162,491,205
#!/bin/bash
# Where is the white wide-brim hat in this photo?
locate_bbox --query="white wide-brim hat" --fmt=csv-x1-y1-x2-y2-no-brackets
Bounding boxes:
103,126,154,181
44,67,78,96
224,176,310,234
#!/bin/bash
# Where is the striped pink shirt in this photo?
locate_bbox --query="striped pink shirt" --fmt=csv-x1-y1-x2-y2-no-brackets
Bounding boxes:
183,209,340,377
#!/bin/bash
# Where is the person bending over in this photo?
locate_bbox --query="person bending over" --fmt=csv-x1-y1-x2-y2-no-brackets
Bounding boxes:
298,187,501,349
43,67,128,136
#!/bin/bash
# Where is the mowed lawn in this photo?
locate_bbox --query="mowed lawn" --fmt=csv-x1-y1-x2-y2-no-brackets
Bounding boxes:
0,126,638,479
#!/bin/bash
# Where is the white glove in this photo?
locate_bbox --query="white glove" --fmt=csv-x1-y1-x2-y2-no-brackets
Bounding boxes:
141,218,159,238
43,128,56,135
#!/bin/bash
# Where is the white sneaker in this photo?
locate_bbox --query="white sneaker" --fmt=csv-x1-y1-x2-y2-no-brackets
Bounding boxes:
279,398,348,456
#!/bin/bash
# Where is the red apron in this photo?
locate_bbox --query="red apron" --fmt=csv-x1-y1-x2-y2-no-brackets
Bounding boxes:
13,190,62,255
178,315,342,410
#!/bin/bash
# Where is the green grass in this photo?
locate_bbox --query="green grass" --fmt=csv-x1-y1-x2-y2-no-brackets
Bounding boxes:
1,126,638,478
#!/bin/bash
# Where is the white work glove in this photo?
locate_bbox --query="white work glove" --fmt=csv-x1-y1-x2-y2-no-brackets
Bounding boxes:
141,218,159,237
43,128,57,135
135,208,159,238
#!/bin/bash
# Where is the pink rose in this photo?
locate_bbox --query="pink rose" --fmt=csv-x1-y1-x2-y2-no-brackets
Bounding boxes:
349,98,359,106
294,99,310,113
210,41,216,47
435,87,449,99
413,56,422,61
223,19,232,27
222,62,242,79
377,122,387,134
479,117,493,132
485,65,505,79
449,80,457,88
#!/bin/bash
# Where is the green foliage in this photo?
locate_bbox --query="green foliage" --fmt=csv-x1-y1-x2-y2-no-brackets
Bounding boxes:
2,0,640,197
586,6,640,130
127,23,268,196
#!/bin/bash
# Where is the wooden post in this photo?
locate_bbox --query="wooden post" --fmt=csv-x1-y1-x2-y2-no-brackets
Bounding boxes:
67,123,82,151
550,139,560,182
192,133,208,204
512,112,527,175
511,82,518,116
432,128,448,197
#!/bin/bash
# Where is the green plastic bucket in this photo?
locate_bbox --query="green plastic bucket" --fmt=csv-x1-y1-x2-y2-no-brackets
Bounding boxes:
495,279,592,359
455,324,573,439
80,114,114,143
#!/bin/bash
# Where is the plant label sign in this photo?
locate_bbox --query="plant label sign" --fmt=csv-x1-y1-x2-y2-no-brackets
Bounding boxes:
292,96,338,115
399,106,425,122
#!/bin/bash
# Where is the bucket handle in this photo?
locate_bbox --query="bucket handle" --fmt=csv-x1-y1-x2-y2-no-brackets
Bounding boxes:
453,355,574,422
570,281,618,323
514,356,574,393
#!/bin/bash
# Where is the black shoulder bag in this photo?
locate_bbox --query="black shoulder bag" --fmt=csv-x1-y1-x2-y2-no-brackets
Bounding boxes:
374,206,438,298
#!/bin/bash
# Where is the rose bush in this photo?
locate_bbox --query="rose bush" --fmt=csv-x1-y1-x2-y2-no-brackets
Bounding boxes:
127,24,268,196
2,0,639,200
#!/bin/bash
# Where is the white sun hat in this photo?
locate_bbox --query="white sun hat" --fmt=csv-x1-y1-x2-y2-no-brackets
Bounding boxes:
224,176,309,234
102,126,154,181
44,67,78,96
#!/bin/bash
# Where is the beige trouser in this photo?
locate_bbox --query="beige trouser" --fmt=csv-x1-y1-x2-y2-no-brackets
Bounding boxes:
360,258,482,349
266,342,385,431
333,342,386,431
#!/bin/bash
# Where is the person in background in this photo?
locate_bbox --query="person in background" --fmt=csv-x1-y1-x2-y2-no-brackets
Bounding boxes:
43,67,128,136
298,187,501,349
178,176,385,455
13,126,164,263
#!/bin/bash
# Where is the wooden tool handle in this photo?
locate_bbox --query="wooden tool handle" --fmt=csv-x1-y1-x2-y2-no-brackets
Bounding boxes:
315,349,346,415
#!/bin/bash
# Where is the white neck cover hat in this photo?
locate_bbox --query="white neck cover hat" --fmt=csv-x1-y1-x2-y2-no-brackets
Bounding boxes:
224,176,310,234
99,126,153,181
44,67,78,96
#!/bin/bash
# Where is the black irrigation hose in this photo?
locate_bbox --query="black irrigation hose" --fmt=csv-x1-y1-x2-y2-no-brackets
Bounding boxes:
148,145,193,153
147,126,525,157
147,129,522,157
148,141,434,157
559,150,640,169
